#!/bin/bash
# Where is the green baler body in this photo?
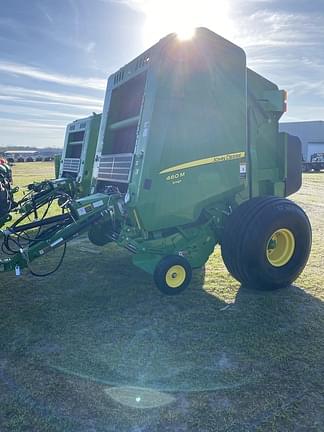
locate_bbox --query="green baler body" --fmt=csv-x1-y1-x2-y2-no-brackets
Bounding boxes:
60,113,101,196
88,28,300,273
94,29,291,232
247,69,288,198
130,34,246,231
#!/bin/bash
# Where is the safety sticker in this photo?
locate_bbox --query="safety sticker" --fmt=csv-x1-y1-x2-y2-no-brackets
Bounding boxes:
240,162,247,178
77,207,87,216
93,200,104,208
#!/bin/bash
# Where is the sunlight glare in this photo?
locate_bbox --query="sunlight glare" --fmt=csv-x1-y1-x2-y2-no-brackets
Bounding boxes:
134,0,234,46
177,27,196,41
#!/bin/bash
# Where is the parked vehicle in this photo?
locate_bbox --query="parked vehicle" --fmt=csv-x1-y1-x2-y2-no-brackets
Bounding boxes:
303,153,324,172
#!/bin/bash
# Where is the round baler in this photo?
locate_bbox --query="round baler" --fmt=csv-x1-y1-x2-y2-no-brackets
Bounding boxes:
0,28,311,294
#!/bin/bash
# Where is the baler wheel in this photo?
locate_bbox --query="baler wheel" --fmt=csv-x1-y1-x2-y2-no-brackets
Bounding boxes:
221,197,311,290
154,255,192,295
88,222,113,246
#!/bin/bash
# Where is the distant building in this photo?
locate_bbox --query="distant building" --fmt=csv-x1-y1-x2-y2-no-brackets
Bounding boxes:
3,149,61,162
4,150,39,162
279,121,324,162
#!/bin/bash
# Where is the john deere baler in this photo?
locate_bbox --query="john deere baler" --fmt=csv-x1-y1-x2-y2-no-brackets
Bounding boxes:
0,28,311,294
0,113,102,231
59,113,102,196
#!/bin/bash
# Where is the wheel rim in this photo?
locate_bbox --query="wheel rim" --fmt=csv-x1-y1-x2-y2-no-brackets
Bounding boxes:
165,265,186,288
266,228,295,267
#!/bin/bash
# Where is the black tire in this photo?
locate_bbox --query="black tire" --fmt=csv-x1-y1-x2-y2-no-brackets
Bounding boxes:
221,197,312,290
154,255,192,295
88,222,113,246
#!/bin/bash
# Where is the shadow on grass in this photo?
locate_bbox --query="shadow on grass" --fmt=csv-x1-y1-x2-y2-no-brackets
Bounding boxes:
0,245,323,430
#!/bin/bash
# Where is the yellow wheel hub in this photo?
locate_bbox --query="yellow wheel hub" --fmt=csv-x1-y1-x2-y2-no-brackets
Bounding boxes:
266,228,295,267
165,265,186,288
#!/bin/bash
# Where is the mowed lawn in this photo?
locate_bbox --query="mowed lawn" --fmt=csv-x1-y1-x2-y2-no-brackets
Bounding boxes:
9,161,59,215
0,162,323,432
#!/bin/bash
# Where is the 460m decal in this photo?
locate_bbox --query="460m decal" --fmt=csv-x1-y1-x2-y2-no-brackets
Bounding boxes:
160,151,245,175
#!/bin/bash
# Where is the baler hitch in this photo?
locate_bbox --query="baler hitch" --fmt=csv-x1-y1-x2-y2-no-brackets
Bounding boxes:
0,193,113,276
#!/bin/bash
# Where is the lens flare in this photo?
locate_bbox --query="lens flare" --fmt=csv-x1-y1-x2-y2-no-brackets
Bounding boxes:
134,0,234,46
177,27,196,40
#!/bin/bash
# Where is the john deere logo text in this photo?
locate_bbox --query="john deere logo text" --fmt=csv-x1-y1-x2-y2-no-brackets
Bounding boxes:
160,151,245,175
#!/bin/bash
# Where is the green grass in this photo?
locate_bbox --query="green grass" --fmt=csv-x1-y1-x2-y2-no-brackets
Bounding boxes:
8,161,60,224
11,161,56,198
0,163,323,431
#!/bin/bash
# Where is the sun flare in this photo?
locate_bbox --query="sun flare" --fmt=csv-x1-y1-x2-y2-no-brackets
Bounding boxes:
135,0,234,46
176,27,196,41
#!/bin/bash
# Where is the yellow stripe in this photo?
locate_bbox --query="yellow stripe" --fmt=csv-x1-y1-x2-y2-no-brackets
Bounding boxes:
160,151,245,174
133,209,141,230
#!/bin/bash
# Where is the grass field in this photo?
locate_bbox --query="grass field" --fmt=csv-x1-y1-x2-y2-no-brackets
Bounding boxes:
0,162,323,432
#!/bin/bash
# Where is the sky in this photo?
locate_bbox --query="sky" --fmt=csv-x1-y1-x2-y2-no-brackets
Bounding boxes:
0,0,323,148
